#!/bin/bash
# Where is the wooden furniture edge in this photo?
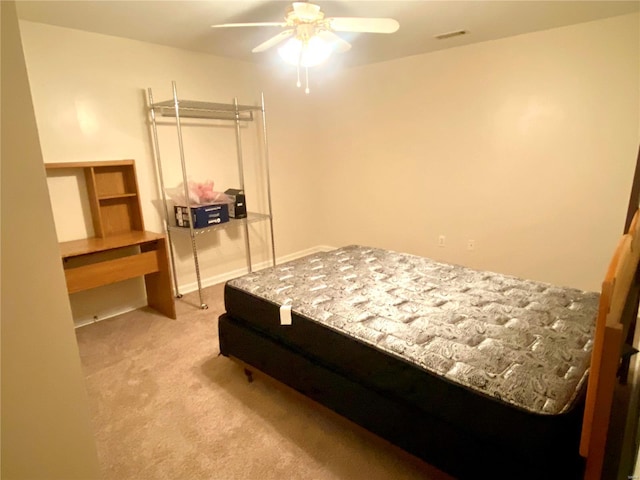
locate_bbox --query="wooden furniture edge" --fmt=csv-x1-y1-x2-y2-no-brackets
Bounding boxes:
619,208,640,384
142,237,177,319
45,159,135,169
580,228,639,480
58,231,165,258
85,165,104,237
129,160,146,231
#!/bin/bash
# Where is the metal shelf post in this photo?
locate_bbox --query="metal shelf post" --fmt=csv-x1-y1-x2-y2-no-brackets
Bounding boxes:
146,82,276,310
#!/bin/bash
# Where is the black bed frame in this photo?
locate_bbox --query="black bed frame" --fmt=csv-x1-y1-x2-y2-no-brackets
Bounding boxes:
219,310,585,480
218,145,640,480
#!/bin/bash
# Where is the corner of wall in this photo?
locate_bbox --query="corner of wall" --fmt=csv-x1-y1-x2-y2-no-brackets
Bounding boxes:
1,2,100,477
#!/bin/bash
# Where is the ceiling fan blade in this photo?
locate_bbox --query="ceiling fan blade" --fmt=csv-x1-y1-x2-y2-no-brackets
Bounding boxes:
328,17,400,34
252,30,294,53
211,22,286,28
317,30,351,53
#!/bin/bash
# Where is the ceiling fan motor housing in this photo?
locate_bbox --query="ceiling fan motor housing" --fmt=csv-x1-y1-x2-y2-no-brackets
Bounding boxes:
288,2,324,23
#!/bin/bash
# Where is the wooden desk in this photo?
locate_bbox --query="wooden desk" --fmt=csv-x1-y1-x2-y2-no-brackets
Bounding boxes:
46,160,176,320
60,231,176,319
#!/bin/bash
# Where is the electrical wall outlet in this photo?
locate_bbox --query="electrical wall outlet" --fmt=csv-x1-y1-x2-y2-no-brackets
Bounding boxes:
467,239,475,250
438,235,446,247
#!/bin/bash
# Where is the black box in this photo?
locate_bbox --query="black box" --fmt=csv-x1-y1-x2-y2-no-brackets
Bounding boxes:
174,203,229,228
224,188,247,219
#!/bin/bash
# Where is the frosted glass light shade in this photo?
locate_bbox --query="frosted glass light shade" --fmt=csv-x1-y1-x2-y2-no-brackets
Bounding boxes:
278,36,332,67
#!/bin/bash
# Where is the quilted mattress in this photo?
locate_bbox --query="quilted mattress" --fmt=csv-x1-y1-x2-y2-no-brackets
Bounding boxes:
226,245,599,416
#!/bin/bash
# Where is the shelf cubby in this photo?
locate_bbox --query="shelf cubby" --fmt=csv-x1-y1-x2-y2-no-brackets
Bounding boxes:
47,160,144,238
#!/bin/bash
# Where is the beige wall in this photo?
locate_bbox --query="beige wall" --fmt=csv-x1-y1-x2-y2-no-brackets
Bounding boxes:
17,11,639,328
1,2,100,478
309,12,639,292
19,21,323,324
5,5,640,475
253,70,326,257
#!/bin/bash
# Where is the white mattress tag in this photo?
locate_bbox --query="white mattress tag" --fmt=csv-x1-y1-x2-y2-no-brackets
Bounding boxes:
280,304,292,326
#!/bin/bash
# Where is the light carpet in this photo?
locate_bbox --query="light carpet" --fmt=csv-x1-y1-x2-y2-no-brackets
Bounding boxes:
76,282,452,480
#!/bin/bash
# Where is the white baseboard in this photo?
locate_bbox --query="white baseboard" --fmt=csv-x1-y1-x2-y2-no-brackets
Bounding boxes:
176,245,336,294
75,245,336,327
73,299,149,329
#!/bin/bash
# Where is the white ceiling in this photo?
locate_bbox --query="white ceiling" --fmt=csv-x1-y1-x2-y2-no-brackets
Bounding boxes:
16,1,640,68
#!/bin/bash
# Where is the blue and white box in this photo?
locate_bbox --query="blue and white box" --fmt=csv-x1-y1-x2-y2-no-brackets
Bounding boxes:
174,203,229,228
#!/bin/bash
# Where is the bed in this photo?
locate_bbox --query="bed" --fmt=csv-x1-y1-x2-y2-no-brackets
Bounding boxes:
218,210,640,480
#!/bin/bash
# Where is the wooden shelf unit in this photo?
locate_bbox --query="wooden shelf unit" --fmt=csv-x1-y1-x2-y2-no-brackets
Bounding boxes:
45,160,176,319
47,160,145,237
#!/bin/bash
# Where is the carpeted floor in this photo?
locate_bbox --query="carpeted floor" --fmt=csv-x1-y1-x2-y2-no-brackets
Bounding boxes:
75,283,452,480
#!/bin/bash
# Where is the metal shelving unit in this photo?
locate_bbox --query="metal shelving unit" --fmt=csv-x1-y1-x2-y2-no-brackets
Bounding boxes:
147,81,276,309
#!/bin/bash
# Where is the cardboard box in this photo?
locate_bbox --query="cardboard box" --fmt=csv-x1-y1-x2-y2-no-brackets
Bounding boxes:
174,203,229,228
224,188,247,219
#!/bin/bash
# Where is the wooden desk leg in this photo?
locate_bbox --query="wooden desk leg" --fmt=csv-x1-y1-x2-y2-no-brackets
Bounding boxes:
142,238,177,319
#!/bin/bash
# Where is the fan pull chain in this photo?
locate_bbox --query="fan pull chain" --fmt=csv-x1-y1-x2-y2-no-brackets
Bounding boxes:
305,66,310,94
296,45,303,89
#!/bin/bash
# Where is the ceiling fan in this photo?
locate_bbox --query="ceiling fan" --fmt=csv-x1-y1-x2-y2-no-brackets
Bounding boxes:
211,1,400,93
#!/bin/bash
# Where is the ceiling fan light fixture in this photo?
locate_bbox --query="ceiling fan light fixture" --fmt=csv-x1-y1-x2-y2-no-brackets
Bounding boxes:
278,35,333,68
212,1,400,93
